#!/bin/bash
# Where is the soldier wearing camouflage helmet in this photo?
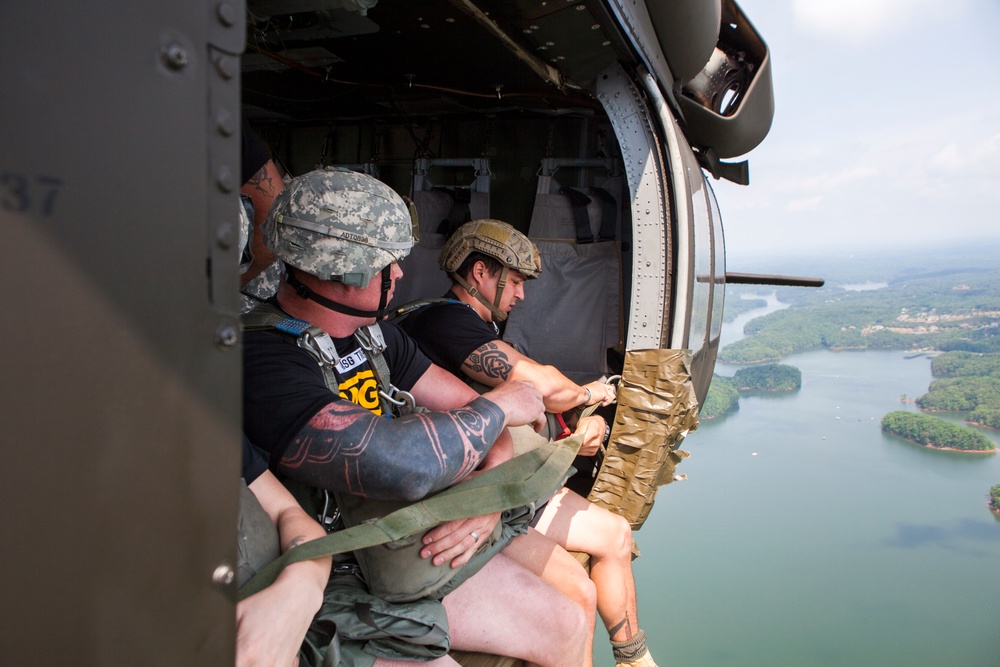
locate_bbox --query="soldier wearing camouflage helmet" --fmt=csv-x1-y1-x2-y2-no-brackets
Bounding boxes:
242,169,588,667
438,218,541,322
264,166,414,319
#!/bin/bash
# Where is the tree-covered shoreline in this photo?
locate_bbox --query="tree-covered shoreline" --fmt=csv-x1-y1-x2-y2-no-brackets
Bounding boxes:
989,484,1000,514
718,268,1000,364
880,411,996,453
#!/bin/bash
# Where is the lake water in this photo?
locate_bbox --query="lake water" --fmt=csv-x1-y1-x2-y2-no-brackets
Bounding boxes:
594,299,1000,667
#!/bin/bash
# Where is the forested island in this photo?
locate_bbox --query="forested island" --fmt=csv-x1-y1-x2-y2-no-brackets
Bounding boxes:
699,365,801,419
880,411,996,452
990,485,1000,514
700,375,738,419
732,364,801,391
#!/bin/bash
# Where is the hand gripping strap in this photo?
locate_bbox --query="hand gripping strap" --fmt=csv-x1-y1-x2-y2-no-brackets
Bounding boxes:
239,434,582,599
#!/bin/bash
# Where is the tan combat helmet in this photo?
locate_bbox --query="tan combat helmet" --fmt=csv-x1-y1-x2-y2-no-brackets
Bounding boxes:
439,218,541,321
264,167,413,317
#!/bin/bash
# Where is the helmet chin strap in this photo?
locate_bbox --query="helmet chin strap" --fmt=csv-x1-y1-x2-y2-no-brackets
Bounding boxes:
286,266,393,319
452,266,510,322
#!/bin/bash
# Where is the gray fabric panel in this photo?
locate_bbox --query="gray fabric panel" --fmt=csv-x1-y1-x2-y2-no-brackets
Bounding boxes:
504,240,620,381
391,189,489,307
527,176,623,240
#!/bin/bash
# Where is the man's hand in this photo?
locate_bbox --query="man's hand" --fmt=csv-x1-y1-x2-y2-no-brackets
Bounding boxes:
236,565,323,667
574,414,608,457
482,380,546,432
582,380,617,407
420,513,502,568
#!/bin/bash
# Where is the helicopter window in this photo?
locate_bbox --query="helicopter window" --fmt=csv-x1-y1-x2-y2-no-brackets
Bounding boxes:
689,172,713,358
708,179,726,343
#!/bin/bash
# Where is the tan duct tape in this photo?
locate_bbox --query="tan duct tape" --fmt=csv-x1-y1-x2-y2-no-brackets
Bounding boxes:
588,349,699,531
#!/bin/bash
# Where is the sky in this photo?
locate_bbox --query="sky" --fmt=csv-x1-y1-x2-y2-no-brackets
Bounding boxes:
709,0,1000,266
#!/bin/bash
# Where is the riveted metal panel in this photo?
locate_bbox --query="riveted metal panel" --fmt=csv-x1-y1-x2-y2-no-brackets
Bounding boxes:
0,1,243,664
596,64,669,351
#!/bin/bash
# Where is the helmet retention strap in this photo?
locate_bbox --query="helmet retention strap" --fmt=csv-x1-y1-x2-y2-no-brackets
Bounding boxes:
286,266,393,319
451,270,508,322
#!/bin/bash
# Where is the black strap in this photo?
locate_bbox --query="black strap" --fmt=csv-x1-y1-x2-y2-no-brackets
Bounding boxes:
589,187,617,242
286,268,392,319
559,186,594,244
433,187,473,237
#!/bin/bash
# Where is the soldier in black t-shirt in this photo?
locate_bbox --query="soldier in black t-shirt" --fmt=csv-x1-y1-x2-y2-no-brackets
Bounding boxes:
243,169,589,667
402,220,659,667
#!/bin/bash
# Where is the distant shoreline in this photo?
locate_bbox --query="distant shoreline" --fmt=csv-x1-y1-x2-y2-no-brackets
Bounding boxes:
891,435,996,454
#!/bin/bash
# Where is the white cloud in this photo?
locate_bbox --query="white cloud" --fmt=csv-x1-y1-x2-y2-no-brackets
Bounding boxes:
786,195,823,213
928,143,963,173
791,0,964,41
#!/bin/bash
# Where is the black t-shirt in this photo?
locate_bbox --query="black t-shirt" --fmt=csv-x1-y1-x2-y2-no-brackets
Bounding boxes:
243,314,432,464
242,435,269,484
398,291,499,378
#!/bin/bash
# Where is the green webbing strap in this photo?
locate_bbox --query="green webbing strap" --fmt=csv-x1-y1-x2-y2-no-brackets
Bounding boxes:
239,434,582,600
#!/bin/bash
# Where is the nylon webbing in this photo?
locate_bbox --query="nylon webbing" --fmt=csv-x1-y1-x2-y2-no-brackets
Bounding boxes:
239,434,582,599
559,186,594,244
590,187,617,242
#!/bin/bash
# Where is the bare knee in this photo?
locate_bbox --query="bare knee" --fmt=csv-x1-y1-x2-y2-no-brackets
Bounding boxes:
569,569,598,616
608,514,632,562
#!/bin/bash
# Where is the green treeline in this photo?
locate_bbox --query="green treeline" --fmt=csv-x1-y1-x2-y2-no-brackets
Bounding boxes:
732,364,801,391
930,351,1000,378
916,377,1000,412
990,484,1000,513
718,270,1000,364
700,365,802,419
880,411,996,452
700,375,738,419
920,351,1000,428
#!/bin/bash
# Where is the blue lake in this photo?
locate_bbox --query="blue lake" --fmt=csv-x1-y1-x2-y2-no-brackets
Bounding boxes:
595,304,1000,666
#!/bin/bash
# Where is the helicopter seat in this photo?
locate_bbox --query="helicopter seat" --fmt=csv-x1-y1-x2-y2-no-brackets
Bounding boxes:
503,160,625,382
391,157,491,308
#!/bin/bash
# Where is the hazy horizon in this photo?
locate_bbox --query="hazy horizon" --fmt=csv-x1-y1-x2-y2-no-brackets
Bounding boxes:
709,1,999,265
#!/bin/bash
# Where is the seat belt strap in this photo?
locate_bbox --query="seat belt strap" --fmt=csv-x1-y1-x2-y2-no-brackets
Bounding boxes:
590,186,617,242
559,186,594,244
239,434,582,599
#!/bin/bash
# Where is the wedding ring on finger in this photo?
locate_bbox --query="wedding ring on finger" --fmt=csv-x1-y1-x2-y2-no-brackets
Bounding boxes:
470,531,479,542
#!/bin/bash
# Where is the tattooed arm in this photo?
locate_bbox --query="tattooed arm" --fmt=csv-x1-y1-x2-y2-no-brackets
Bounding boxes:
239,159,283,283
463,339,614,413
280,394,535,501
237,470,329,667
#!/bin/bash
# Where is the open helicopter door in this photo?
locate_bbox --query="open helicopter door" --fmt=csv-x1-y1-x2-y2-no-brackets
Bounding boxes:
391,158,491,308
503,158,626,382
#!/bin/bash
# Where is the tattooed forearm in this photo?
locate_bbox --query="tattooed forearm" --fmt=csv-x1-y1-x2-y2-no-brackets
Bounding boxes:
279,397,506,501
465,342,513,381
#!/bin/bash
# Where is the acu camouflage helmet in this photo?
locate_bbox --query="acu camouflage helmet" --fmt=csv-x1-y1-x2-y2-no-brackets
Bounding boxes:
439,219,541,321
439,219,541,279
263,167,413,287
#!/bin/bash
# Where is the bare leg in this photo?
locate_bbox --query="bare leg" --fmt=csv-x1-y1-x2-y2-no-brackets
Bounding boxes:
442,552,588,667
532,488,638,643
502,529,598,667
374,658,460,667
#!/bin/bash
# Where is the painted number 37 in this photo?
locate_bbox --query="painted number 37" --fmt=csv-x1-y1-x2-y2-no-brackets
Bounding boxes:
1,173,63,217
